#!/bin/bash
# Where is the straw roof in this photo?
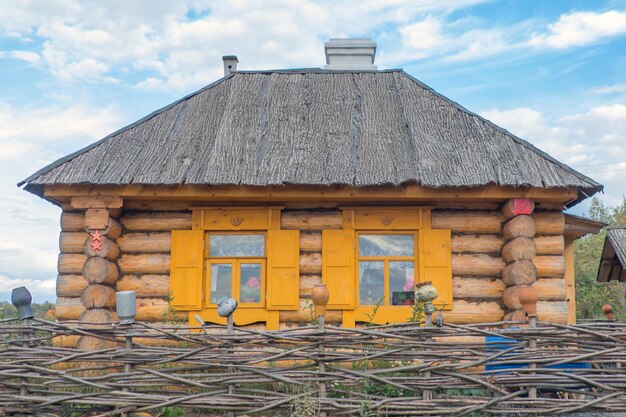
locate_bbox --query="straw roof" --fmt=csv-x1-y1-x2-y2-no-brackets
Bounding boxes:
20,69,601,205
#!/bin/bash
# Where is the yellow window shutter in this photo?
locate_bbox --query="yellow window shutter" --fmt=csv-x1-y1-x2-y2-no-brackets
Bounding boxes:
322,229,355,309
419,229,453,309
170,230,204,310
267,230,300,310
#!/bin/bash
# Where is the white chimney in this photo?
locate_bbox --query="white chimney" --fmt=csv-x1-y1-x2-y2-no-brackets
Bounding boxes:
324,38,377,70
222,55,238,76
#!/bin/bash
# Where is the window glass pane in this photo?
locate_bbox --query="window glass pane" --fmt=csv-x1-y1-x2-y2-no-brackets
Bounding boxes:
210,263,232,303
389,261,415,306
209,234,264,257
359,234,414,257
240,263,262,303
359,261,384,306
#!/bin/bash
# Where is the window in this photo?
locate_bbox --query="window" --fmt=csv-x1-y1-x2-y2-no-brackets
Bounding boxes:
206,233,266,307
170,208,299,329
323,208,452,326
357,233,417,306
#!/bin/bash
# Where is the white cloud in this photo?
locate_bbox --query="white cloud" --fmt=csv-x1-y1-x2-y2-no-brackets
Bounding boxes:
400,17,445,51
481,104,626,208
592,84,626,95
392,13,532,64
0,274,56,303
445,28,512,61
395,9,626,64
10,50,41,64
53,58,113,82
529,10,626,49
0,0,495,90
0,103,122,302
2,1,625,89
0,103,120,146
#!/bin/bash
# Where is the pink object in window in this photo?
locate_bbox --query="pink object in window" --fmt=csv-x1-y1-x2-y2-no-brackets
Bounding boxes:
403,277,414,292
247,277,260,288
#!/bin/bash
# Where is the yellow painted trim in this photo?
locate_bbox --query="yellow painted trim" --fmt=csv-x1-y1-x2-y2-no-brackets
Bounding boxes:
419,229,453,310
266,311,280,330
45,184,579,203
564,240,576,325
194,307,272,327
70,195,123,209
196,207,273,230
170,229,204,310
266,229,300,310
342,310,355,327
322,229,356,310
354,306,418,325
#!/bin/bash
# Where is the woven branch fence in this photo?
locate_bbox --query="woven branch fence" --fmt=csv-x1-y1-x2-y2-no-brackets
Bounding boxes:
1,317,626,416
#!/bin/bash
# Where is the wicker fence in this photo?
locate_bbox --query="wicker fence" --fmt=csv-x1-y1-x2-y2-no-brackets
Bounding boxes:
1,316,626,417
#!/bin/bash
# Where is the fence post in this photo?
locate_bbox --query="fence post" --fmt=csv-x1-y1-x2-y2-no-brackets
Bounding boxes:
312,284,330,417
116,291,136,417
416,282,438,401
227,313,235,417
217,297,238,417
519,286,538,399
11,287,34,397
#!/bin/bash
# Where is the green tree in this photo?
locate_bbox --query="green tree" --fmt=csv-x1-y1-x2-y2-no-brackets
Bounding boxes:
575,197,626,320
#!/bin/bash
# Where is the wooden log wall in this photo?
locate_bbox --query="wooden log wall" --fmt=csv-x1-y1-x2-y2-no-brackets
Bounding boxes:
77,209,122,350
55,210,187,348
116,211,190,322
283,210,340,323
55,204,569,338
497,200,567,324
56,212,88,319
533,211,567,324
433,209,505,322
500,200,538,322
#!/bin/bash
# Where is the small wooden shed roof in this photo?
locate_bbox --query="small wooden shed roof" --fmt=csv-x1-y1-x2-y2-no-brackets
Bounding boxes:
597,227,626,282
564,213,607,241
20,69,601,205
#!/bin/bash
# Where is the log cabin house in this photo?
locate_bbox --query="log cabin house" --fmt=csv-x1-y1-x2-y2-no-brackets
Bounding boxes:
20,38,605,332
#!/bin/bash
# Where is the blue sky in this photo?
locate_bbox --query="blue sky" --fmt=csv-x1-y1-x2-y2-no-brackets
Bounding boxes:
1,0,625,302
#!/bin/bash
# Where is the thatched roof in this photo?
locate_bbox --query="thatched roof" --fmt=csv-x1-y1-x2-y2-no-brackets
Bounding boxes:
598,227,626,282
20,69,601,204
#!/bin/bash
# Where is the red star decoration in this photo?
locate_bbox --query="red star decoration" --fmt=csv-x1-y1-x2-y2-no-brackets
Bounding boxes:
89,230,104,252
91,230,103,242
90,239,103,252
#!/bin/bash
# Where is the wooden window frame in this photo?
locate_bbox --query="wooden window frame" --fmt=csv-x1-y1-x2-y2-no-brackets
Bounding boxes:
205,258,266,309
181,207,291,330
356,231,419,307
204,231,267,309
336,207,448,326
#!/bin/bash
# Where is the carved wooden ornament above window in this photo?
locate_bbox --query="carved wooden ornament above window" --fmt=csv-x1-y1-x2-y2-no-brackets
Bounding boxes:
380,216,394,226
